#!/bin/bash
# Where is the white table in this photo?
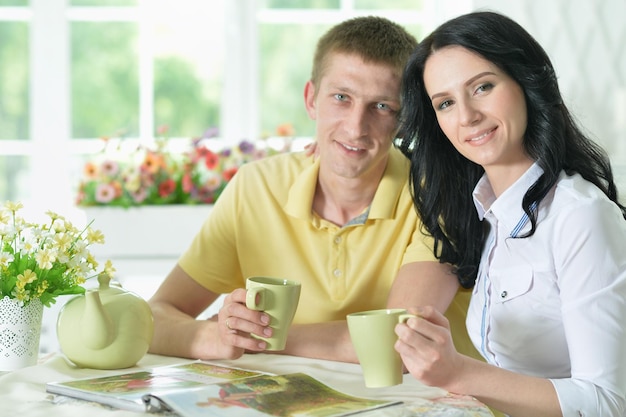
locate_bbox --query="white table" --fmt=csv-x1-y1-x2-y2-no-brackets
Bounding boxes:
0,352,494,416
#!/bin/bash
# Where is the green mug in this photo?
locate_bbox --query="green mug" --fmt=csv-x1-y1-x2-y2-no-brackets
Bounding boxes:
347,308,417,387
245,277,301,351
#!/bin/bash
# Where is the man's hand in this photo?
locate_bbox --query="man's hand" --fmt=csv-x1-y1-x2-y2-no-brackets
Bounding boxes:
216,289,273,354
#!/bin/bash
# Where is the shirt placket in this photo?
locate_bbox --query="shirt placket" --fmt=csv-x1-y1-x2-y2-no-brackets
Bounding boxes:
479,213,499,365
329,228,346,300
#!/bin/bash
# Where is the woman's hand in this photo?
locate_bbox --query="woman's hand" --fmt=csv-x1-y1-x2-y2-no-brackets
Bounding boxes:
394,306,464,390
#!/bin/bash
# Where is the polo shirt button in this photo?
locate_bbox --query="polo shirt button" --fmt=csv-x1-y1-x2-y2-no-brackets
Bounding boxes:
334,236,342,244
333,269,342,277
500,291,508,299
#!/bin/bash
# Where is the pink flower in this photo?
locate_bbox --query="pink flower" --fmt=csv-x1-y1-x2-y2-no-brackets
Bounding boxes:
95,183,116,203
99,160,119,177
202,173,222,192
131,188,148,203
182,172,194,193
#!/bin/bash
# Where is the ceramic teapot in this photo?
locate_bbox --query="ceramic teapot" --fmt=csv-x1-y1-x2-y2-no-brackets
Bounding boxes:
57,273,154,369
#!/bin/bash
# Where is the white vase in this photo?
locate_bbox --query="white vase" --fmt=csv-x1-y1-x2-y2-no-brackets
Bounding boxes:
0,296,44,371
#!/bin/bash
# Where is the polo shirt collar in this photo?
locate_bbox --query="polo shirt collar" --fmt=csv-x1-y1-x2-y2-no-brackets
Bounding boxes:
284,155,318,221
369,147,409,220
284,147,409,222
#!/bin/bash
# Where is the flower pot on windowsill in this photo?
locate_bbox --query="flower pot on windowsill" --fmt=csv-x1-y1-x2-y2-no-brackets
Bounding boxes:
81,205,213,261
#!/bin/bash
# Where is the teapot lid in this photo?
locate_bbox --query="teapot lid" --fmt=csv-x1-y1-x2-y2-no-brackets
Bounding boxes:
98,272,112,291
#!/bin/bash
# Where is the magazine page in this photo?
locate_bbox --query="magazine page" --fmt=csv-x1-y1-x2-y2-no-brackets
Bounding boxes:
144,372,401,417
46,361,265,413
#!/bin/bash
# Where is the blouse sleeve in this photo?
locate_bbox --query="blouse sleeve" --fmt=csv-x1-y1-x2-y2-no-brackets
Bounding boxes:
550,195,626,416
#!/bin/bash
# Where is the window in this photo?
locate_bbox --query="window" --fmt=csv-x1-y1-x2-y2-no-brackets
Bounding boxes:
69,1,222,139
0,0,437,216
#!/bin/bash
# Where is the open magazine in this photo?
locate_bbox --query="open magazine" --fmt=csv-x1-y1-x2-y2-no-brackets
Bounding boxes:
143,372,400,417
46,362,399,416
46,361,265,413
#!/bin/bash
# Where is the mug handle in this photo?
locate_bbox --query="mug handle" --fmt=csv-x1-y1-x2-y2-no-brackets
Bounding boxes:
398,313,418,324
246,287,266,311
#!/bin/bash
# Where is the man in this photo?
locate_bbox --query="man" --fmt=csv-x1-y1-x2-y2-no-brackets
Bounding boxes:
148,16,477,362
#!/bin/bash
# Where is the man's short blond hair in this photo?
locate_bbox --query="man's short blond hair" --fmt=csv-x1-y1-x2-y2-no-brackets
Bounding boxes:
310,16,417,88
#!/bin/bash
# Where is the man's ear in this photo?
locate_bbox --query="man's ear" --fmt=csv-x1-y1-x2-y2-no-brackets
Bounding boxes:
303,80,317,120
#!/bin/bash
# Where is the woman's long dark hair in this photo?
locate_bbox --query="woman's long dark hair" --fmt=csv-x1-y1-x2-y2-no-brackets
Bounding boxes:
400,11,626,288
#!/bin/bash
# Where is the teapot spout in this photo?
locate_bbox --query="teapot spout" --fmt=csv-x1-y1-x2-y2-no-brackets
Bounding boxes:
81,290,114,350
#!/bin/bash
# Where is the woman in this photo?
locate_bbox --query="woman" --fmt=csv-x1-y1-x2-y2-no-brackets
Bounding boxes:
396,11,626,417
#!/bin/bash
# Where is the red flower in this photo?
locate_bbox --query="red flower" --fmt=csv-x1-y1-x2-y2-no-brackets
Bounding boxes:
158,179,176,197
204,151,219,170
222,167,238,182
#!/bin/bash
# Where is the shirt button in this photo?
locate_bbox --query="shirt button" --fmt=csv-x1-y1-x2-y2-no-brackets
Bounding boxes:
500,291,508,299
333,269,342,277
334,236,342,244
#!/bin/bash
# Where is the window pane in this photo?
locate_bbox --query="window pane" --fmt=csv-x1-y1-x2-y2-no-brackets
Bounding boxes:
152,2,223,138
262,0,339,9
405,23,424,42
71,22,139,138
259,23,329,137
0,155,28,201
0,22,28,140
354,0,423,9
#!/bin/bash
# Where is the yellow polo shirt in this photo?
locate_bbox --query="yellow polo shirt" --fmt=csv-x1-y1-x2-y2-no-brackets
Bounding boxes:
179,147,478,358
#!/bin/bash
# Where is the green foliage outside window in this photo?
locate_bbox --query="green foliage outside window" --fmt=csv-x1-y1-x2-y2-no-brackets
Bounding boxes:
0,0,27,5
71,22,139,138
71,22,220,139
259,23,327,138
3,3,424,142
0,22,28,140
153,57,220,139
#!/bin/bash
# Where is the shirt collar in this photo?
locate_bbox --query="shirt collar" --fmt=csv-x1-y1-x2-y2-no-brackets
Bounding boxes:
284,147,409,222
284,155,318,220
369,147,410,220
473,162,544,235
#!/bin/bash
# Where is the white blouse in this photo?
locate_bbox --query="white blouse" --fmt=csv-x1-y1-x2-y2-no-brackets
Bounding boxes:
467,163,626,416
